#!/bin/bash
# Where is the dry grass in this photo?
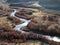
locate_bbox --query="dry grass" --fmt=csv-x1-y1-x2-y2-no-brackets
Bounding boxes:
0,16,14,27
0,40,48,45
0,16,7,24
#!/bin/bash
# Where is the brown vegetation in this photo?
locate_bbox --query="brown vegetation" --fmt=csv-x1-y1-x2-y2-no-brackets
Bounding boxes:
0,24,26,43
0,24,60,45
22,15,60,36
15,9,34,20
7,16,23,24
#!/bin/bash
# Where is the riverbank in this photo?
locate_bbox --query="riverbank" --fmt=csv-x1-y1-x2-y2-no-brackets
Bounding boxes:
0,6,60,45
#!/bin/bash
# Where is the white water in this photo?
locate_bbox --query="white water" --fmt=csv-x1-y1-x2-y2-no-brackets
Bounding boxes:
10,9,17,16
11,9,60,42
10,9,30,33
14,20,30,33
45,36,60,42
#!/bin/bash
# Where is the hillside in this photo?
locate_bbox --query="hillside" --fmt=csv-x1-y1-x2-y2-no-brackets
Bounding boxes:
0,2,10,10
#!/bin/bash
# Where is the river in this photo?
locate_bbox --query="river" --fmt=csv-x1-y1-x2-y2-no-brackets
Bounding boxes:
10,9,60,43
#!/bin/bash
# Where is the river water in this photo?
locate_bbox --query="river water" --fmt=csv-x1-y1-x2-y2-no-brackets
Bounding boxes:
7,0,60,45
10,9,60,43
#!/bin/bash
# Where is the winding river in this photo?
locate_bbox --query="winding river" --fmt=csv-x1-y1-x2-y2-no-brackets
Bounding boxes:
10,9,30,33
10,9,60,42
